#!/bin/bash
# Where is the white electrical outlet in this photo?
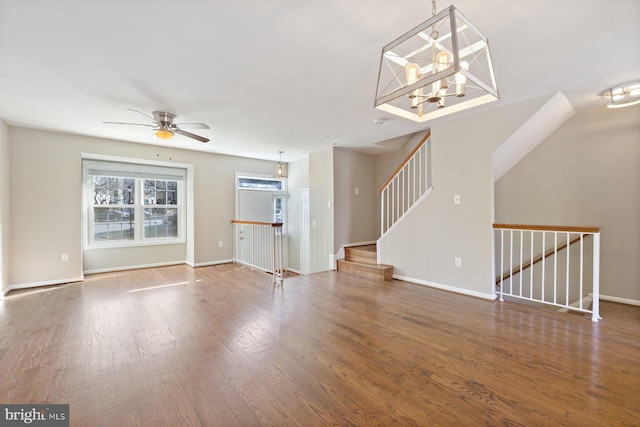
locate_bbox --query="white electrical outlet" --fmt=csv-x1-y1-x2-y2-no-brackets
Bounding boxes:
355,187,359,195
61,253,69,262
454,257,462,268
218,241,223,248
454,195,461,205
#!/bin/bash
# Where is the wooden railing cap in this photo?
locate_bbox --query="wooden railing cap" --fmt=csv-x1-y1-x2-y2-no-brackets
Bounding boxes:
378,130,431,195
493,223,600,233
232,219,283,227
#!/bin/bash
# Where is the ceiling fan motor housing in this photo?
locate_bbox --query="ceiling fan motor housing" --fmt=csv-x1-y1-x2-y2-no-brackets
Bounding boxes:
153,111,176,125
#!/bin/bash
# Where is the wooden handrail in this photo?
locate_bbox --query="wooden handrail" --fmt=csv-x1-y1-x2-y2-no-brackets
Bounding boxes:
231,220,283,227
496,233,592,284
378,130,431,195
493,224,600,233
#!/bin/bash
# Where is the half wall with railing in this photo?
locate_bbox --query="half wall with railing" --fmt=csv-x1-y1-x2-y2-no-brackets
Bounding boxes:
231,220,284,284
493,224,601,322
379,131,432,236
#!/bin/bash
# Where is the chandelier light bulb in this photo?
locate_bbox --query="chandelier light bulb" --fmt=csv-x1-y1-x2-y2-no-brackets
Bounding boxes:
405,63,423,109
455,61,469,97
603,81,640,108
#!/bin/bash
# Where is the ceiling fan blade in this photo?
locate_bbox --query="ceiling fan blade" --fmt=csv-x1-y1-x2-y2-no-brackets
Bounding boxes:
103,121,155,127
174,122,210,130
127,109,157,123
174,128,209,143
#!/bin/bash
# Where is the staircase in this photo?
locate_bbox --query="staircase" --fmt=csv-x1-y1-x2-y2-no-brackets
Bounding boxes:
337,245,393,281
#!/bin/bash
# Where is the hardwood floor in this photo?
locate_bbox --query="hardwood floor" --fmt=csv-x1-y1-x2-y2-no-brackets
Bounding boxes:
1,264,639,426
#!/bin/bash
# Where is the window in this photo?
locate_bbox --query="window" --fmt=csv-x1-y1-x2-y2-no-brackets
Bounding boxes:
238,176,284,191
92,176,136,242
143,179,179,239
84,160,185,247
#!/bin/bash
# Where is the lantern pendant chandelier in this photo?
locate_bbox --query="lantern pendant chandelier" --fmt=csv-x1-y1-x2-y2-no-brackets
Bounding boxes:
374,0,499,122
274,151,288,179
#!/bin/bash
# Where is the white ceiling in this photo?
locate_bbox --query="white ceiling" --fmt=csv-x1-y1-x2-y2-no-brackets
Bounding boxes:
0,0,638,163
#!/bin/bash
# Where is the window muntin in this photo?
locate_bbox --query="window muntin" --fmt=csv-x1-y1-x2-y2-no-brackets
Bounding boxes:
85,162,185,247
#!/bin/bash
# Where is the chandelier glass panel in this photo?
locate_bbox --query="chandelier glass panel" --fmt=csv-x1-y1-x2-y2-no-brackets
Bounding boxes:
375,6,499,122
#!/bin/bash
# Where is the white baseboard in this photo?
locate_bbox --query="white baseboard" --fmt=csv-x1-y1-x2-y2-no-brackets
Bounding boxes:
83,260,187,275
192,259,234,268
287,268,301,275
3,276,85,296
393,274,496,301
597,294,640,307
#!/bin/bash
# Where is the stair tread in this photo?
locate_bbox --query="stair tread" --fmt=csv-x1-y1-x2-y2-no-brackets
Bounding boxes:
337,259,393,270
348,244,377,252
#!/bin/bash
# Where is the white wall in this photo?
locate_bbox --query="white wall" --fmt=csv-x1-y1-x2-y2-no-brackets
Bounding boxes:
309,148,334,273
287,158,309,272
0,119,9,294
379,96,550,298
8,127,278,288
333,148,377,252
495,105,640,302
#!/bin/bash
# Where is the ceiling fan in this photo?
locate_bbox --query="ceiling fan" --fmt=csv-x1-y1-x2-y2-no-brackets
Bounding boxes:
104,109,210,143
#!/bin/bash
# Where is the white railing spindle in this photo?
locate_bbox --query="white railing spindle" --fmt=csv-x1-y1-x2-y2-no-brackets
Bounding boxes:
493,224,601,322
232,220,284,284
379,133,432,236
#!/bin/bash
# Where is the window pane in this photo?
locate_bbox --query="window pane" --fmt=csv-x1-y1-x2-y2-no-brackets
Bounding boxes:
156,190,166,205
167,190,176,205
144,208,178,239
93,207,135,241
93,176,135,205
144,180,156,205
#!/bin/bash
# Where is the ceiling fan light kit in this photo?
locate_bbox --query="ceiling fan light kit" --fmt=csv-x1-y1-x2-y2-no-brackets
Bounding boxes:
154,129,174,140
602,81,640,109
374,2,499,122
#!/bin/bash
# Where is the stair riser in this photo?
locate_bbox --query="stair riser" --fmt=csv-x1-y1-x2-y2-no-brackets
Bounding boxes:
337,260,393,281
345,249,377,264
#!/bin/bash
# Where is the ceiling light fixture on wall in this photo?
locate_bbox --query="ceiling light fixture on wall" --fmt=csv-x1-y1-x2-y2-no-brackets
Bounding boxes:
275,151,288,179
602,81,640,108
374,0,499,122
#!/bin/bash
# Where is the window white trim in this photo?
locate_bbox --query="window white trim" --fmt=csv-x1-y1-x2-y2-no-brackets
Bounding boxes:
82,154,193,255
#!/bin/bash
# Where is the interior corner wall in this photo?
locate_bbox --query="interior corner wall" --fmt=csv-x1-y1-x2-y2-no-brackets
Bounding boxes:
378,96,550,297
333,148,377,253
309,147,334,273
495,105,640,302
8,127,276,287
0,119,10,295
287,157,309,272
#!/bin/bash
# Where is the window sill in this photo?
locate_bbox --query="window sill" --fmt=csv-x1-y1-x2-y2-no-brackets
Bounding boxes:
85,239,186,250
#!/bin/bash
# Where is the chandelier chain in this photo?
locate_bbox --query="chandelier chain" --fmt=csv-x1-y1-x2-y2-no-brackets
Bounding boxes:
430,0,438,39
